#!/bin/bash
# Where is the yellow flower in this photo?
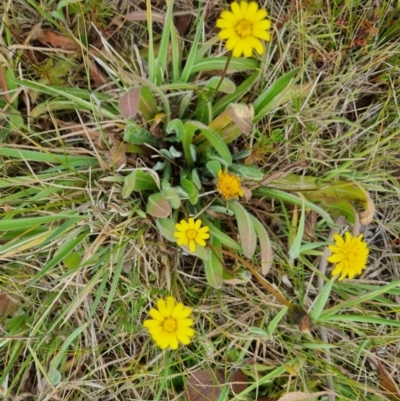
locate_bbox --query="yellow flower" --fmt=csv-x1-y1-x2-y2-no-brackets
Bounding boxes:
327,232,369,281
216,169,244,200
143,296,195,350
174,218,210,252
216,1,271,58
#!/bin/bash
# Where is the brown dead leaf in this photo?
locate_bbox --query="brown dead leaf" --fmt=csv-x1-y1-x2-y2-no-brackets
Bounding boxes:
88,57,108,88
376,359,400,400
0,293,20,317
277,391,329,401
227,104,254,135
359,190,375,225
175,14,192,37
185,369,225,401
124,11,165,23
119,87,141,119
108,135,127,169
229,368,248,394
31,24,79,51
149,113,166,138
0,66,10,103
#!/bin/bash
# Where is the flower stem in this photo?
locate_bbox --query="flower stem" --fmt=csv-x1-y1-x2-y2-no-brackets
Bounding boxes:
208,243,292,307
213,52,233,95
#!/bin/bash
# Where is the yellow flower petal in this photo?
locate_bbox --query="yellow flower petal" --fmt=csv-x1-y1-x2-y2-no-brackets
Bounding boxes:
219,28,236,40
253,8,268,23
194,219,202,230
177,318,194,328
231,2,243,19
247,36,264,55
149,326,163,337
177,237,189,246
252,30,271,41
143,319,161,328
179,326,195,337
226,35,240,51
149,308,164,322
157,299,171,317
176,332,192,345
252,20,271,31
239,1,249,17
243,39,253,57
169,333,179,350
245,2,259,22
166,296,175,313
195,237,207,247
189,239,196,252
216,18,235,29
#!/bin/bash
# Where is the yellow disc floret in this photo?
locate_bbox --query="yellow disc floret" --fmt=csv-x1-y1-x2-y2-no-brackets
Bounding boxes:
216,169,244,200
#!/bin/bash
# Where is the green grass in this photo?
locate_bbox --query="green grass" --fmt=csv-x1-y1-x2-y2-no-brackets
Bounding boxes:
1,0,400,400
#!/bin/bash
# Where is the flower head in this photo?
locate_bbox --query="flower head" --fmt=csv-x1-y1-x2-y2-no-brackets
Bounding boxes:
327,232,369,280
216,1,271,58
174,218,210,252
143,296,195,350
216,169,244,200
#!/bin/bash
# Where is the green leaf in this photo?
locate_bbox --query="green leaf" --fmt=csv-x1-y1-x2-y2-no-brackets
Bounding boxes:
253,69,299,122
249,215,273,275
146,192,172,218
205,77,236,93
201,215,239,250
166,118,186,140
255,187,337,227
213,71,260,117
162,184,181,209
205,243,223,289
191,169,202,190
180,5,207,82
190,57,259,74
228,201,257,258
181,178,199,205
230,164,264,181
63,252,82,269
310,278,334,321
122,169,159,198
267,307,288,335
155,0,174,84
124,124,160,146
139,86,158,121
206,161,221,178
288,201,306,260
186,121,232,165
156,218,176,242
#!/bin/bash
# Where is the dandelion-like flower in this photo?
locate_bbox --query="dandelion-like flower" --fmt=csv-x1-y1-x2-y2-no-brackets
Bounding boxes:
143,296,195,350
216,1,271,58
327,232,369,281
174,218,210,253
216,169,244,200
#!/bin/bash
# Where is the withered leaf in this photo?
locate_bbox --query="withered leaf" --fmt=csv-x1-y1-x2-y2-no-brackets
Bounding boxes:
229,368,248,394
377,359,400,400
0,293,20,317
119,87,141,119
185,369,225,401
31,24,79,51
175,14,192,37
